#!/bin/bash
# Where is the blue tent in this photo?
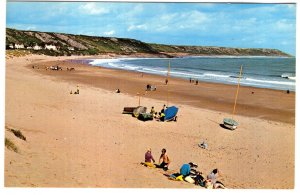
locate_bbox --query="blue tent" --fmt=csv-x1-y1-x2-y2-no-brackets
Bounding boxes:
164,106,178,121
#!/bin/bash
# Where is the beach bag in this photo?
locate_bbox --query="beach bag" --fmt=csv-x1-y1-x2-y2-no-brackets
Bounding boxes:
184,176,195,184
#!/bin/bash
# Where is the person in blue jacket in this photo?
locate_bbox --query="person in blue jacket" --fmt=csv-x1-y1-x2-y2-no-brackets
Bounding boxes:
180,162,198,177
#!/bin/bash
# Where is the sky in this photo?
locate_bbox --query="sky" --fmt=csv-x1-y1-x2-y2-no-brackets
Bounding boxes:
6,2,296,55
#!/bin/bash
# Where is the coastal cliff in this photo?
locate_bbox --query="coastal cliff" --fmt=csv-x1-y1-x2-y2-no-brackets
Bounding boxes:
6,28,291,57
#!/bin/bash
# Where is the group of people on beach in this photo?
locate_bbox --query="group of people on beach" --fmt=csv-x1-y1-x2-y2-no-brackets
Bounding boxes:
189,78,199,85
150,104,177,122
142,148,225,189
150,104,167,121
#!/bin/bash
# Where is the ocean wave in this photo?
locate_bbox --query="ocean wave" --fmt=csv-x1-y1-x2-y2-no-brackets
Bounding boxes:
281,73,296,80
245,78,295,86
87,57,295,91
204,73,230,78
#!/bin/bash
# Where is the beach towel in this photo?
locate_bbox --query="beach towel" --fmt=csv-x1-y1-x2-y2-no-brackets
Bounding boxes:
184,176,195,184
144,162,156,168
175,175,184,181
164,106,178,121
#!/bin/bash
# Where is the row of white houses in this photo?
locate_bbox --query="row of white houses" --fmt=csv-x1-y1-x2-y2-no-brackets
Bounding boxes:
8,43,75,51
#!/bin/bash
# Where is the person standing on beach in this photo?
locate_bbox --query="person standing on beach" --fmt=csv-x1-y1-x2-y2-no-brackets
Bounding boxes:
144,148,156,168
157,148,171,170
165,78,168,85
161,104,166,114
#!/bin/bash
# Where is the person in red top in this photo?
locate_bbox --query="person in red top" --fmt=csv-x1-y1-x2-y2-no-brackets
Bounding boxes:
144,148,155,168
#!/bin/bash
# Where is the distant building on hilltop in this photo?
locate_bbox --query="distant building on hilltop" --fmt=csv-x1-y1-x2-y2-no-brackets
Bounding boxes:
15,44,24,49
33,45,42,50
8,44,14,49
68,47,75,51
45,44,57,50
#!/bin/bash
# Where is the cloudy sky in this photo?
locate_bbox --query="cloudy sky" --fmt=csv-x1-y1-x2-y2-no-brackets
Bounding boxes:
6,2,296,55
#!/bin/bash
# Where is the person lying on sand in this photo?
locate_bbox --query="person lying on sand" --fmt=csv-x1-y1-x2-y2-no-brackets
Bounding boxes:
207,168,226,189
156,148,170,171
167,162,199,183
180,162,198,177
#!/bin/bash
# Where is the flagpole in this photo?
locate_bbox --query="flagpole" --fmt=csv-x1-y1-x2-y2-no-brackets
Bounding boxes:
167,60,170,106
232,65,243,118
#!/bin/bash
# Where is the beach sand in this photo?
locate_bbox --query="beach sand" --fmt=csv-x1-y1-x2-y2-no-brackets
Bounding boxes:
5,54,295,188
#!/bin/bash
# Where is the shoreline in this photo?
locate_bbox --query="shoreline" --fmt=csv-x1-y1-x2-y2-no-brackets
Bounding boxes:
30,55,295,124
80,56,296,92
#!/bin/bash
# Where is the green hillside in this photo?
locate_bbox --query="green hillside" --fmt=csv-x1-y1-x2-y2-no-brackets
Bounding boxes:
6,28,291,57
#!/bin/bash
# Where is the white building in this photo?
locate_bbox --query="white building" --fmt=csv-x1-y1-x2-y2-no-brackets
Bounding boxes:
45,44,57,51
33,45,42,50
68,47,75,51
15,44,25,49
8,44,14,49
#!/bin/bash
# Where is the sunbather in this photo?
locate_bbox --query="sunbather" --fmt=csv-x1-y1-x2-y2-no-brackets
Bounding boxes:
157,148,170,171
180,162,198,177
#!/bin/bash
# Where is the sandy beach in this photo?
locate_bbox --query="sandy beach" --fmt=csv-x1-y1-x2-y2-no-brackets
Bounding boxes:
5,54,295,188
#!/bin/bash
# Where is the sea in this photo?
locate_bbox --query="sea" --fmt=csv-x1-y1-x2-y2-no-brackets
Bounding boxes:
87,56,296,91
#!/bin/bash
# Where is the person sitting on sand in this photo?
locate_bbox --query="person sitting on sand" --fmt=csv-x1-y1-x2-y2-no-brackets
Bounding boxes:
180,162,198,177
155,112,163,121
159,112,165,122
207,168,226,189
144,148,155,168
150,106,155,116
157,148,170,171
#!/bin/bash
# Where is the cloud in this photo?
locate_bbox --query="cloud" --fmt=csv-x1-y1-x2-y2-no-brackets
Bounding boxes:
25,26,37,31
103,30,115,36
6,2,296,55
127,24,147,31
79,3,109,15
275,19,294,32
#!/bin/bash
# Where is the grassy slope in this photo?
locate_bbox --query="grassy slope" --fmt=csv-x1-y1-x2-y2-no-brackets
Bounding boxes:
6,28,291,57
